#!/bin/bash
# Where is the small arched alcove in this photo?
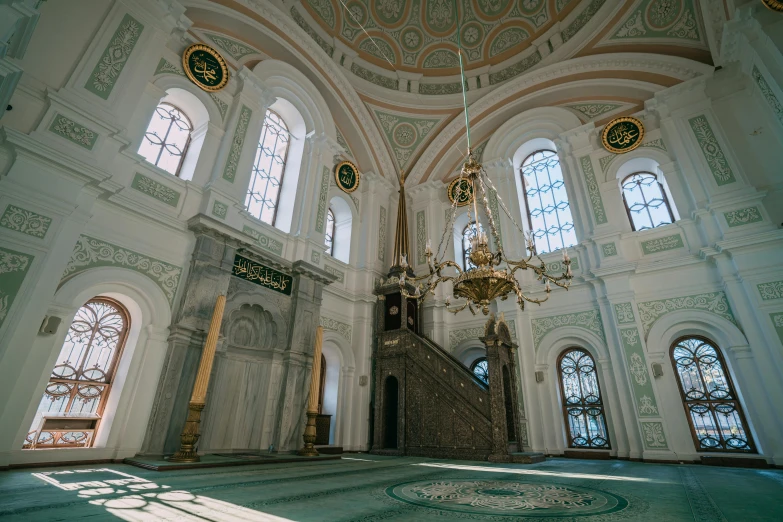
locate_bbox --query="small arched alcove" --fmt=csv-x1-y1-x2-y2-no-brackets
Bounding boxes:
383,376,399,449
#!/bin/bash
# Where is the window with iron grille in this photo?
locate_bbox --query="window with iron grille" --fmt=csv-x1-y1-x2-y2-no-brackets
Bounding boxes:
325,207,335,256
520,150,576,254
461,221,480,270
558,348,610,449
471,357,489,385
621,172,675,231
138,103,193,176
246,110,290,225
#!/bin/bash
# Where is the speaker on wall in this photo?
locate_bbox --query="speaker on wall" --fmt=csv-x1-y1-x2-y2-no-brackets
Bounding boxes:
535,371,545,383
39,315,62,335
651,362,664,378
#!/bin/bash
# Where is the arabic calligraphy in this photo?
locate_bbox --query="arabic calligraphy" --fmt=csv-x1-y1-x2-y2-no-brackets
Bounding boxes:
182,44,229,92
334,161,360,193
601,117,644,154
231,254,292,295
448,178,474,207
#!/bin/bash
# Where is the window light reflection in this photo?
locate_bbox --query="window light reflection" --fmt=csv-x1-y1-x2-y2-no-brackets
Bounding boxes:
414,462,657,482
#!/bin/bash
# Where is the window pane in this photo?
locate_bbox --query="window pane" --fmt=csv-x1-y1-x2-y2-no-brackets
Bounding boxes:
245,110,290,225
471,358,489,385
558,349,610,449
461,222,481,270
325,208,335,255
521,150,575,254
138,103,192,176
622,172,674,231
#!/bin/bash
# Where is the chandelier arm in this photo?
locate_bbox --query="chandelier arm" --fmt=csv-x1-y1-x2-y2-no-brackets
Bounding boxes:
446,300,470,315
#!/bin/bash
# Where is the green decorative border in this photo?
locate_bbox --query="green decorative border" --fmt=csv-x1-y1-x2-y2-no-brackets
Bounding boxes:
416,210,426,265
449,320,517,350
0,246,35,331
222,105,252,182
154,57,184,77
320,315,352,341
350,63,398,90
378,206,387,262
131,173,181,207
640,233,683,255
531,309,605,350
315,166,330,233
640,421,668,450
724,206,762,228
0,205,52,238
211,200,228,219
614,302,635,324
62,235,181,305
770,312,783,345
758,280,783,301
545,257,579,274
48,113,99,150
688,115,736,186
602,242,618,257
752,65,783,126
579,156,608,225
242,225,284,255
85,13,144,99
205,33,259,61
619,327,660,418
637,291,737,336
562,0,606,41
290,7,334,56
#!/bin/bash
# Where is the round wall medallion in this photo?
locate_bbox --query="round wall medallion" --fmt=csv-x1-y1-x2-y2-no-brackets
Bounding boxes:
601,116,645,154
334,161,360,193
762,0,783,11
182,44,229,92
447,177,474,207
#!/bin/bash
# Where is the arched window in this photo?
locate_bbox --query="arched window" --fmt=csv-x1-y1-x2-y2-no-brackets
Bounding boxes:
520,149,576,254
24,298,130,449
671,337,755,452
325,207,335,256
462,221,480,270
622,172,675,231
558,348,610,449
138,102,192,176
246,110,290,225
471,357,489,384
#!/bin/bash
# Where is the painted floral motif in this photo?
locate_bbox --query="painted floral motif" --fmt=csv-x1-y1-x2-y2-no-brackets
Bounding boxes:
86,14,143,99
450,321,517,349
393,123,416,147
531,309,605,350
315,167,330,233
638,395,658,415
0,247,34,328
131,174,181,207
207,33,257,60
416,211,426,265
620,327,640,347
290,7,334,56
753,66,783,125
758,280,783,301
359,38,395,62
0,205,52,238
615,11,647,37
350,63,398,90
646,0,682,29
211,200,228,219
641,422,668,449
489,28,528,57
426,0,453,32
567,103,622,120
306,0,335,28
629,353,648,385
154,58,184,77
378,207,387,262
724,206,762,228
614,303,635,325
489,51,541,85
667,9,699,40
602,242,618,257
319,315,352,341
579,156,608,225
423,50,458,69
688,115,736,186
562,0,606,42
242,225,283,255
0,250,31,275
637,291,737,336
209,94,229,120
419,82,462,95
223,105,252,182
640,234,683,255
49,114,98,150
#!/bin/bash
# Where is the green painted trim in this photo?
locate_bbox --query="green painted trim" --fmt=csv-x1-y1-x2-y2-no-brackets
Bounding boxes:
62,235,181,305
770,312,783,345
209,94,229,120
419,82,463,95
619,327,660,418
242,225,284,255
545,257,579,274
350,63,398,90
640,421,669,450
724,206,762,227
614,302,635,324
752,65,783,126
205,33,259,61
48,113,99,150
562,0,606,42
85,13,144,99
688,115,736,186
324,264,345,283
602,242,618,257
0,205,52,238
211,200,228,219
0,246,35,331
371,108,442,171
612,0,700,42
640,233,683,255
579,156,608,225
449,321,517,350
758,280,783,301
315,166,330,233
290,7,334,56
378,206,387,262
488,51,541,85
416,210,426,265
567,103,621,120
223,105,252,182
531,309,605,350
637,291,737,336
131,173,181,207
153,58,184,77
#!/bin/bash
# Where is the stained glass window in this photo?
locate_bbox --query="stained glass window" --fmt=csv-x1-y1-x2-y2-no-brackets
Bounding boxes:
671,337,754,452
24,298,130,449
558,348,610,449
621,172,675,231
246,110,290,225
471,357,489,385
325,207,335,255
138,103,192,176
462,221,480,270
520,150,576,254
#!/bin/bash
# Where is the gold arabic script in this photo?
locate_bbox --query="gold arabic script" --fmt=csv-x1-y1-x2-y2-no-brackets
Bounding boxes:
232,256,291,294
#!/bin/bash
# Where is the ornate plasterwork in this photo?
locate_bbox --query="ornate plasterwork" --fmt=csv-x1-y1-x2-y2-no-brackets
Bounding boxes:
614,302,635,324
758,280,783,301
724,206,762,228
311,250,322,265
579,156,608,225
637,291,738,336
130,173,181,207
752,66,783,126
85,13,144,99
688,115,736,186
562,0,607,42
320,315,352,342
640,421,668,449
602,242,618,257
152,58,228,120
205,32,260,61
640,233,683,255
211,201,228,219
315,166,330,233
369,106,445,171
335,126,354,158
770,312,783,345
242,225,284,255
324,264,345,283
48,114,98,150
611,0,701,43
619,324,661,419
223,105,252,182
378,206,387,262
564,103,623,121
0,247,34,329
531,309,605,350
290,6,334,56
416,210,426,265
597,138,668,173
62,235,181,305
449,320,517,350
0,205,52,238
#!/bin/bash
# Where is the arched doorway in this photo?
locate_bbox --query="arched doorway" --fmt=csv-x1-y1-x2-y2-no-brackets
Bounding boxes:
383,376,399,449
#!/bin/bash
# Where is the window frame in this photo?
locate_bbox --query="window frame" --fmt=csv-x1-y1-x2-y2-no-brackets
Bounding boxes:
670,335,756,453
470,357,489,384
620,171,675,231
246,109,291,226
140,102,193,177
557,347,611,450
461,221,479,271
325,207,336,256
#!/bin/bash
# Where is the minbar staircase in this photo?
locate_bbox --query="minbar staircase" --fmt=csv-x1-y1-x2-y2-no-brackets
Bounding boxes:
370,316,544,464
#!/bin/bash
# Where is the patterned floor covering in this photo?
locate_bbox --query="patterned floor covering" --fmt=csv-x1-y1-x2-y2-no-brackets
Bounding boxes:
0,455,781,521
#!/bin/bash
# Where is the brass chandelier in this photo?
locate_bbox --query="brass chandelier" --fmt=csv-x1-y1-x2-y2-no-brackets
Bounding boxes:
397,5,573,315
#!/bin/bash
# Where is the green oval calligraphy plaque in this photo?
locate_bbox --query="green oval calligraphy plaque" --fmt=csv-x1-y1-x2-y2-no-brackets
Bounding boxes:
335,161,360,193
183,44,229,92
448,177,474,207
601,117,645,154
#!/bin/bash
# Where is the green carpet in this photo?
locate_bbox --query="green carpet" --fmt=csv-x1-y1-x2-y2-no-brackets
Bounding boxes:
0,456,781,521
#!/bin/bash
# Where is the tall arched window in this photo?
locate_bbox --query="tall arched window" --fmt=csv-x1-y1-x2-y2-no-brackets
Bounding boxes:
325,207,335,256
24,298,130,449
558,348,610,449
520,150,576,254
622,172,675,231
471,357,489,384
671,337,755,452
138,102,192,176
462,221,480,270
246,110,290,225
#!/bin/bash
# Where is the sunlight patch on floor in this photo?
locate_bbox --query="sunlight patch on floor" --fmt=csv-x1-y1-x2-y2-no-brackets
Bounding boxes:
414,462,659,482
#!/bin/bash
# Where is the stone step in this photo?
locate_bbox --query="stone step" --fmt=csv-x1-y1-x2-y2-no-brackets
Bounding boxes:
510,452,546,464
315,445,343,454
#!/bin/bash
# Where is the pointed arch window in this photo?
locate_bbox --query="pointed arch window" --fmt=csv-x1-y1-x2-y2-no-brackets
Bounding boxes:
671,337,755,452
461,221,480,270
621,172,675,231
325,207,335,256
558,348,610,449
138,102,192,176
246,110,290,225
24,298,130,449
471,357,489,385
520,149,576,254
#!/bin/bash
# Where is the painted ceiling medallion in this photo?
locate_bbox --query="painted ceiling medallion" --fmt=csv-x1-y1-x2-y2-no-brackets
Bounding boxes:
182,44,229,92
762,0,783,12
335,161,361,193
601,117,645,154
447,177,473,206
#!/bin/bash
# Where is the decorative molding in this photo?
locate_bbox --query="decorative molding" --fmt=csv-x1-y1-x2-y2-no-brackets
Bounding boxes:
531,309,605,350
211,200,228,219
566,103,622,120
85,13,144,99
614,302,635,325
311,249,322,265
752,65,783,126
545,257,579,274
154,57,184,77
637,291,738,336
416,210,426,265
209,94,229,120
619,327,660,418
562,0,606,42
315,166,330,233
724,206,762,228
0,247,34,330
222,105,252,182
758,280,783,301
449,320,517,350
640,233,683,255
611,0,701,42
242,225,284,255
0,205,52,238
324,264,345,283
378,206,387,262
62,235,181,305
601,242,617,257
130,173,181,207
369,107,443,171
640,421,668,450
688,115,736,186
487,187,502,246
770,312,783,346
205,33,259,61
579,156,608,225
48,113,98,150
290,6,334,56
320,315,352,342
598,138,668,173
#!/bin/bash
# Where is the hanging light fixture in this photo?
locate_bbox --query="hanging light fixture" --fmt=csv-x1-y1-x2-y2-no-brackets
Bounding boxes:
397,1,573,315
